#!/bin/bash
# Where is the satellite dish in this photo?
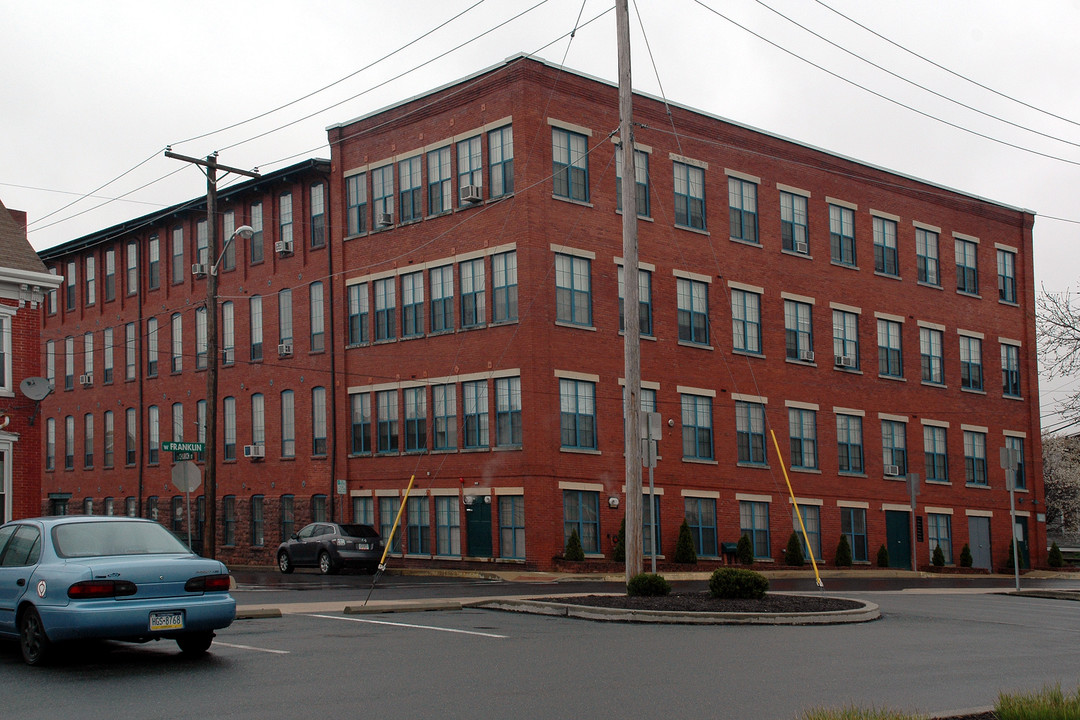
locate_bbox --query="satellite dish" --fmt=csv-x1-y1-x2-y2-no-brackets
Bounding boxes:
20,377,53,402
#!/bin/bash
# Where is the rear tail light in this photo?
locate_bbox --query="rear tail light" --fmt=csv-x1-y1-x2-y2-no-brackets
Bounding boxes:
185,574,232,593
68,580,138,599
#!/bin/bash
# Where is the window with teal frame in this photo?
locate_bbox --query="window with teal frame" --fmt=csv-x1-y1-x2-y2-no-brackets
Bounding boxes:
728,177,758,243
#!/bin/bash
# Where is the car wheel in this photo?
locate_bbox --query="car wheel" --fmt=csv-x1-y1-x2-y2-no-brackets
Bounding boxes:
318,551,338,575
176,631,214,657
19,606,52,666
277,551,294,574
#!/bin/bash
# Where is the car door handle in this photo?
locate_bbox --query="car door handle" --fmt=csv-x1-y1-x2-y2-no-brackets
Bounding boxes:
16,579,25,587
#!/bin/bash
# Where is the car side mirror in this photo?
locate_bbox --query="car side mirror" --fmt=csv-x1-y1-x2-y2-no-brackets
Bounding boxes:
291,533,299,540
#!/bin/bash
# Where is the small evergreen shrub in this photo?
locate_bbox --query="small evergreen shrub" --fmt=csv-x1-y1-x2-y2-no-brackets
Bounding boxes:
834,534,853,567
876,544,889,568
709,568,769,599
612,518,626,562
785,532,805,567
736,534,755,565
626,572,671,597
564,528,585,561
1049,541,1064,568
932,544,945,567
1006,541,1016,571
959,544,973,568
673,520,697,564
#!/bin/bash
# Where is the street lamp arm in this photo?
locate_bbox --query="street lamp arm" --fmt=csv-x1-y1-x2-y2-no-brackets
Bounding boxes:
211,225,254,275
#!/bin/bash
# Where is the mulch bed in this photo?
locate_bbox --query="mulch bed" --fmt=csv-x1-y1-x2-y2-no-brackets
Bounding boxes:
542,592,861,613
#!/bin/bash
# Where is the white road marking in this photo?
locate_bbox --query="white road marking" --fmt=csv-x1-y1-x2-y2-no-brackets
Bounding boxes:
306,613,507,638
215,641,291,655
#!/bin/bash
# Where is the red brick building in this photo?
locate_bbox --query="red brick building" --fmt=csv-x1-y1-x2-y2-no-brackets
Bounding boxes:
39,56,1042,571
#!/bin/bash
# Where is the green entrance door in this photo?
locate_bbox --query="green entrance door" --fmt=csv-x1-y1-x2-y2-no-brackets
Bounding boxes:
885,510,911,569
465,495,492,558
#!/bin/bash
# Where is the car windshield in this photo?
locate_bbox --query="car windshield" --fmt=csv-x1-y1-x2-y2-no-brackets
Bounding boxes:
53,521,193,558
339,524,380,539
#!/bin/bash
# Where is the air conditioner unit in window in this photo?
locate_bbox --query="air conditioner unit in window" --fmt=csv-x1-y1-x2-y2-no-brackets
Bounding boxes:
79,373,93,387
459,184,482,204
835,355,856,368
243,444,265,459
277,342,293,357
794,240,809,253
274,239,293,256
883,464,901,477
798,350,815,362
376,212,393,227
191,263,208,277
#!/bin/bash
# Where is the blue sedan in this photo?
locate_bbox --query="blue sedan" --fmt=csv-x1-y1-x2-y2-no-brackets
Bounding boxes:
0,516,236,665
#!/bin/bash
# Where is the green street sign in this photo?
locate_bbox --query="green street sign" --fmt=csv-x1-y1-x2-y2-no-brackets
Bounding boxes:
162,441,205,453
173,452,195,461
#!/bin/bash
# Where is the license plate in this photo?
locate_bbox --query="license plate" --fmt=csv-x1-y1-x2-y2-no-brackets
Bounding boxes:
149,611,184,631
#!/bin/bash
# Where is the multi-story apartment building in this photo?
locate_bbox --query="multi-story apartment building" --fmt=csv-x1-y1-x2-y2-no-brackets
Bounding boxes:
40,55,1041,571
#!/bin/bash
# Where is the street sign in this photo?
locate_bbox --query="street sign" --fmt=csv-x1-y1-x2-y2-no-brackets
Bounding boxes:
173,451,195,461
163,441,205,453
639,411,662,440
171,460,202,493
640,438,657,468
1000,447,1020,471
337,479,347,495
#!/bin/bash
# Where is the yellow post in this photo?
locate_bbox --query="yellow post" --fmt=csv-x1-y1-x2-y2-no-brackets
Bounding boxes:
377,474,416,571
769,430,823,588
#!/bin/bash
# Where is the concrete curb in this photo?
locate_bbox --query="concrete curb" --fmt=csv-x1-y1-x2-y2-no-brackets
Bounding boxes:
236,607,282,619
344,601,463,614
1008,589,1080,601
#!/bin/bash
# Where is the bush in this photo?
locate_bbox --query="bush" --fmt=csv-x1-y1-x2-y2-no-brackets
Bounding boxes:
709,568,769,599
626,572,671,597
959,544,973,568
673,520,697,564
612,518,626,562
932,544,945,567
834,535,853,567
736,534,755,565
564,528,585,561
876,544,889,568
1049,541,1064,568
785,532,805,566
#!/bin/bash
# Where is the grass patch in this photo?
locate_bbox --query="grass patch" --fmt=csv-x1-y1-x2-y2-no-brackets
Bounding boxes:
800,706,926,720
996,683,1080,719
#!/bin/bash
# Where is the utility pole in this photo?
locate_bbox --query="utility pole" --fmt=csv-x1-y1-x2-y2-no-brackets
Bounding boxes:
165,150,259,559
616,0,643,583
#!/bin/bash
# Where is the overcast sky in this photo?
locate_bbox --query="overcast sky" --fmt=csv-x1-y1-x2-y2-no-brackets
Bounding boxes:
3,0,1078,428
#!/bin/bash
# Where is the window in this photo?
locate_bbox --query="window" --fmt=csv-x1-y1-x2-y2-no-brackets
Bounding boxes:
920,327,944,384
740,501,770,559
309,282,325,352
347,283,369,345
998,248,1017,303
1007,436,1026,490
372,165,394,224
377,390,398,454
0,316,9,390
170,313,182,373
250,202,264,263
196,220,209,266
312,387,327,456
563,490,599,554
836,414,864,474
171,227,184,285
84,256,96,306
555,254,591,326
171,496,183,532
250,295,263,361
406,497,430,555
498,495,524,559
673,162,705,229
784,300,813,361
346,173,367,236
916,228,940,285
964,430,987,485
64,415,74,470
684,497,718,557
251,495,265,547
280,495,295,542
195,307,207,370
83,413,94,468
45,339,54,387
736,401,766,465
398,155,422,223
677,277,709,345
728,177,758,243
559,379,596,450
433,384,456,451
147,405,159,465
126,241,138,295
47,267,58,314
460,258,485,328
731,288,762,354
427,146,452,215
840,507,868,563
64,336,74,390
489,125,514,198
279,193,293,248
829,204,856,266
171,402,183,443
83,331,93,377
223,496,236,546
552,128,588,202
793,505,821,563
924,425,949,482
353,496,373,525
104,249,116,301
223,396,236,461
641,493,661,556
65,261,76,311
403,387,426,453
877,319,903,378
492,251,518,323
618,266,652,336
495,377,522,447
350,392,372,454
125,407,136,465
196,400,206,462
46,418,55,471
615,148,649,217
956,237,979,294
873,217,899,276
374,277,396,341
310,183,326,248
379,497,401,553
463,380,489,449
832,309,859,369
681,394,713,460
222,210,236,271
927,513,952,564
430,266,454,333
458,135,483,203
251,393,265,448
960,335,983,391
103,410,114,468
780,191,809,253
881,420,907,476
281,390,295,458
1002,343,1021,397
788,408,817,470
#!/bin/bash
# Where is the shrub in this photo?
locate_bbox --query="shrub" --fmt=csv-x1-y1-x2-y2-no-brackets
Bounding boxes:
834,534,853,567
736,534,755,565
785,532,805,566
626,572,671,597
1049,541,1064,568
564,528,585,561
959,543,973,568
932,544,945,567
612,518,626,562
709,568,769,599
673,520,697,564
876,544,889,568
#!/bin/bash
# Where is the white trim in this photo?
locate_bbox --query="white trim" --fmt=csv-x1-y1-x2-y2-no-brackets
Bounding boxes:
430,488,460,497
618,378,661,391
833,407,865,417
609,137,653,154
912,220,941,233
920,418,950,428
878,413,909,423
672,268,713,284
736,493,772,503
826,197,858,211
1014,510,1031,518
1003,429,1027,439
725,168,761,184
870,209,901,222
621,485,665,496
925,506,954,515
547,117,593,136
966,509,993,518
550,243,596,260
829,301,862,314
961,424,989,433
837,500,870,509
917,319,946,331
785,400,820,411
558,481,603,492
882,503,912,512
669,153,708,170
995,242,1019,254
999,336,1022,347
554,369,600,383
727,280,764,294
613,257,657,272
781,292,815,305
374,489,399,497
874,311,905,323
677,385,716,398
347,368,520,394
494,487,525,496
681,489,721,499
731,393,768,404
776,183,810,198
957,328,985,340
349,489,373,497
789,497,823,507
953,231,980,244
